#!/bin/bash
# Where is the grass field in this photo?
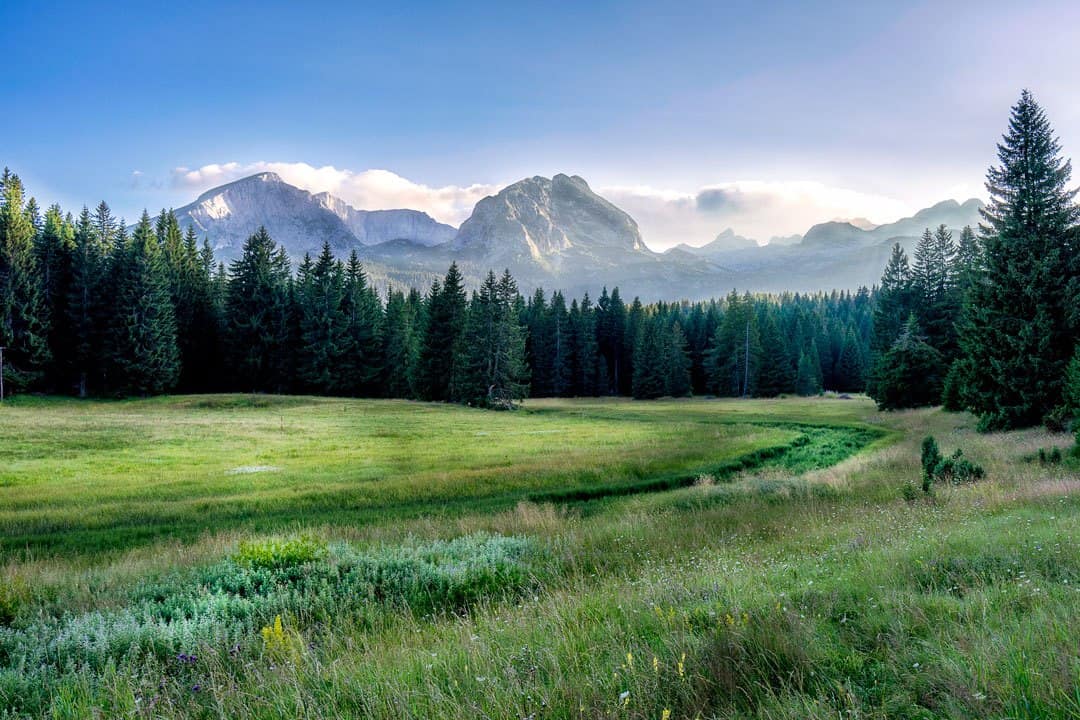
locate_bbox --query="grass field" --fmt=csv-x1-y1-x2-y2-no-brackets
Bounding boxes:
1,395,1078,718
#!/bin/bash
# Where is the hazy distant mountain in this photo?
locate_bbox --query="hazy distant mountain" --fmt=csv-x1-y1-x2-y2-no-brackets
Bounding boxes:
171,171,985,299
312,191,455,247
173,172,456,260
667,228,756,259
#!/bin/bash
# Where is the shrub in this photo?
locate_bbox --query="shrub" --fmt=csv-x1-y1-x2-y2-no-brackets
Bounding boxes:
1044,405,1071,433
234,535,327,569
918,436,984,491
920,436,941,492
933,448,985,484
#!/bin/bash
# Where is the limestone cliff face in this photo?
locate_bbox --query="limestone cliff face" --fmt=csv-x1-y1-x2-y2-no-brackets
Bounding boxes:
451,174,648,271
174,172,455,260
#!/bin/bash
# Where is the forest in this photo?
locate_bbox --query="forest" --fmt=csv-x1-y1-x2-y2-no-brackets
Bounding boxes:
1,92,1078,432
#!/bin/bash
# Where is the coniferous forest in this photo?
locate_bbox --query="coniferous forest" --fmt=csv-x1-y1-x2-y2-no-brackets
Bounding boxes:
1,91,1078,431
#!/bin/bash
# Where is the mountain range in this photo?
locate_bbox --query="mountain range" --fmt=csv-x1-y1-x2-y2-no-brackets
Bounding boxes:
173,172,983,299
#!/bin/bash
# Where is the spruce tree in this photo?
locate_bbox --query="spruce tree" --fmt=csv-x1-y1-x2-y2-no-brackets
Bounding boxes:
872,243,913,356
295,243,347,393
834,327,867,393
35,205,75,391
382,286,419,398
340,250,383,395
664,321,692,397
66,205,111,396
0,169,51,393
524,288,554,397
631,315,665,399
757,309,794,397
707,291,761,396
416,263,467,401
958,90,1079,428
871,315,944,410
104,212,180,395
225,227,292,392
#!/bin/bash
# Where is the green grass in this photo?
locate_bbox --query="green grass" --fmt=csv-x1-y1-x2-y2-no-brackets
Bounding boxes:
1,395,1077,718
0,395,876,556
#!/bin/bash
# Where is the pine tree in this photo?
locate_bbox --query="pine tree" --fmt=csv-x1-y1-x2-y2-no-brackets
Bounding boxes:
0,169,51,393
524,288,553,397
596,287,627,394
872,243,913,356
66,205,111,396
455,270,528,407
707,292,761,396
104,212,180,395
570,293,601,396
795,346,823,396
548,291,572,396
416,263,467,401
664,321,692,397
225,227,292,392
958,90,1079,428
756,309,794,397
631,314,665,399
621,297,645,396
34,205,75,391
381,286,418,397
834,327,867,393
295,243,348,393
870,315,944,410
339,251,383,395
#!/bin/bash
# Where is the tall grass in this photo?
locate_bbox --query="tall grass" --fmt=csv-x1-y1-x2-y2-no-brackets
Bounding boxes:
0,396,1076,718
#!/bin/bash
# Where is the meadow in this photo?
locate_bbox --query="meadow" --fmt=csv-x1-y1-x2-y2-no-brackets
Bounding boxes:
1,395,1078,718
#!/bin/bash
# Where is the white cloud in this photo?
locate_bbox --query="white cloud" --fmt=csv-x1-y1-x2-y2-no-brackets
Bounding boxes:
171,161,499,226
600,181,915,251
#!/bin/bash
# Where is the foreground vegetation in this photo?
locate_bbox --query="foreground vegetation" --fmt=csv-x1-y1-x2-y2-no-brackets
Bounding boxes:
1,395,1078,718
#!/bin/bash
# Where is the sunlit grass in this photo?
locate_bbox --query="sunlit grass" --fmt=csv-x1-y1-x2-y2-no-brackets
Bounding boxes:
1,395,1077,718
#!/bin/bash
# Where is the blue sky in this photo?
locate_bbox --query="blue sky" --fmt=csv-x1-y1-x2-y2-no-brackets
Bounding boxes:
3,0,1079,248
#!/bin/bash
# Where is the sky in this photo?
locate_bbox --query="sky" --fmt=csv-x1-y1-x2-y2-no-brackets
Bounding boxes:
3,0,1080,250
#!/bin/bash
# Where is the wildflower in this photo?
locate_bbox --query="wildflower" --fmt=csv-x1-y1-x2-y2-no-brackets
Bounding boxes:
662,710,671,720
652,655,659,673
678,653,685,678
619,690,630,707
626,652,633,669
191,684,201,693
725,613,734,627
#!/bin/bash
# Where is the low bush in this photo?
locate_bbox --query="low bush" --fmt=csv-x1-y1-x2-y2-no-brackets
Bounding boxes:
0,533,537,714
918,436,984,492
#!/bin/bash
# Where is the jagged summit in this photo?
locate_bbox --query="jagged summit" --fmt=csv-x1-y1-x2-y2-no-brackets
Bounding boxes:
452,174,647,270
174,173,455,259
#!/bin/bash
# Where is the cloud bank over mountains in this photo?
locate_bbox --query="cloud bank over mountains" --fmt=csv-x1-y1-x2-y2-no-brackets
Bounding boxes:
166,161,944,250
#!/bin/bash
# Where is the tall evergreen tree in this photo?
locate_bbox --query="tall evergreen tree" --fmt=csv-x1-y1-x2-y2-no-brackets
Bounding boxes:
104,212,180,395
958,90,1079,428
757,309,794,397
339,251,383,395
707,291,760,396
382,285,419,398
664,320,692,397
225,227,292,392
416,262,467,401
295,243,348,393
870,315,944,410
35,205,75,391
0,169,51,393
872,243,913,356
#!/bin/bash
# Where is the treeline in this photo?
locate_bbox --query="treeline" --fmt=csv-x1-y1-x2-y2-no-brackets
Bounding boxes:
0,170,876,406
868,90,1080,431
